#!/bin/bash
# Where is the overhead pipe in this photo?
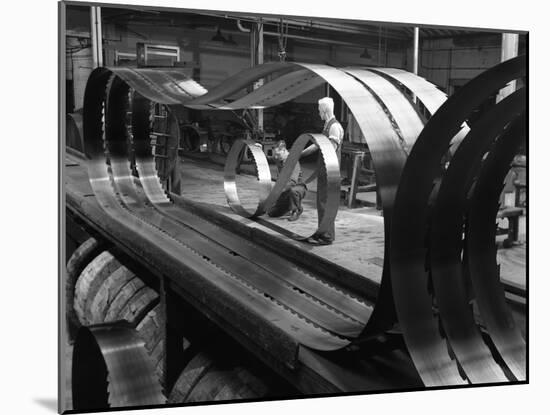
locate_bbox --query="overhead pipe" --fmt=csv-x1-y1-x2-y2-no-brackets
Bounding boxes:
237,21,369,48
219,12,406,39
263,30,366,48
237,19,251,33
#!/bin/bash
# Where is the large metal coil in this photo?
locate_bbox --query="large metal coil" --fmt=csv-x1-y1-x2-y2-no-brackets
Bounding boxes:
72,323,166,410
83,67,366,353
190,62,468,340
389,55,526,386
80,59,526,388
465,112,527,381
429,94,526,383
223,134,340,239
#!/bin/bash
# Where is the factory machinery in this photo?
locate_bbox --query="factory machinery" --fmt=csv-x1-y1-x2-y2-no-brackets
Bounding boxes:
64,55,526,411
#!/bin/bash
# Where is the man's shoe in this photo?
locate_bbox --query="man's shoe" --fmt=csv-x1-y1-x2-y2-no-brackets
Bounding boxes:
303,235,332,245
303,236,320,245
288,210,301,221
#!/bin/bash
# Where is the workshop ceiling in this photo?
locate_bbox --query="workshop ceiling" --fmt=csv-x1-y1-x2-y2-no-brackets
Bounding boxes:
98,6,500,44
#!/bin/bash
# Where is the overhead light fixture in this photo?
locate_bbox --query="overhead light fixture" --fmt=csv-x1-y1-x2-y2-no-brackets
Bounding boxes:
225,34,237,46
211,27,227,42
360,47,372,59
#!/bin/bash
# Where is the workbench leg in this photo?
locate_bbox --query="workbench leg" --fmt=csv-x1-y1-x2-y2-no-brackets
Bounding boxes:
348,154,363,208
171,161,182,196
509,216,520,242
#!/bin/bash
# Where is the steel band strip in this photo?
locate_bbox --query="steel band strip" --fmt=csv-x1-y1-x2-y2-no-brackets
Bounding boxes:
223,133,340,239
108,98,365,337
193,63,418,336
369,67,447,114
389,56,526,386
184,61,407,207
83,61,526,385
160,205,373,322
343,68,424,151
251,74,323,108
124,89,372,327
183,61,409,210
142,68,208,99
122,91,362,337
119,86,361,341
131,68,202,102
187,69,312,109
131,92,173,205
113,79,372,325
466,113,527,381
126,89,362,335
429,90,525,384
86,68,356,350
186,62,296,105
370,67,470,146
108,67,181,104
139,62,418,339
211,63,405,216
72,324,166,410
269,64,406,334
106,67,208,105
223,139,274,217
113,62,411,213
187,70,323,110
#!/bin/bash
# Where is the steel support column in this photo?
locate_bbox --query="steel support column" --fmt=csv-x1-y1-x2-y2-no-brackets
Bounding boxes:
413,27,420,103
497,33,519,102
90,6,103,68
251,22,264,133
413,27,419,75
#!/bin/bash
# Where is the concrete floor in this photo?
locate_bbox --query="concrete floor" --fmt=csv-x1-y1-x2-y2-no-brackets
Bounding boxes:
177,155,386,283
176,155,526,289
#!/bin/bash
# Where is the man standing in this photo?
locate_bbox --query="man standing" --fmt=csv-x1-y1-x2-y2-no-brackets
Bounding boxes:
300,97,344,245
267,141,307,221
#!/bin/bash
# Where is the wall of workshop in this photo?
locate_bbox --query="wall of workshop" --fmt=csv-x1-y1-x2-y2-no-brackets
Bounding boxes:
102,23,253,90
66,6,93,111
67,8,412,112
68,9,527,122
416,35,502,94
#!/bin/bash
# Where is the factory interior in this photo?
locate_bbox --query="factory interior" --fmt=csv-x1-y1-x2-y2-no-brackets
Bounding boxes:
61,1,527,412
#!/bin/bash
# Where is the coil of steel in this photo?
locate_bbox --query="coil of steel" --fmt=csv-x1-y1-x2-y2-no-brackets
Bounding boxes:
78,57,526,389
72,323,166,409
84,66,361,355
389,56,526,385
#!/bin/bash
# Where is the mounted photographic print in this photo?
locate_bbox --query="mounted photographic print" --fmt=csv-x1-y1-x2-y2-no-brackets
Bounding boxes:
59,0,528,413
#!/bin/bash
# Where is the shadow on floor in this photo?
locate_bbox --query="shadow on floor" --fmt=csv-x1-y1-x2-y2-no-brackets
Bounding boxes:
34,398,57,413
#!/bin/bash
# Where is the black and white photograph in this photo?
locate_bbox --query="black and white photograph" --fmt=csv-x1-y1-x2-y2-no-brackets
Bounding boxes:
51,0,536,413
